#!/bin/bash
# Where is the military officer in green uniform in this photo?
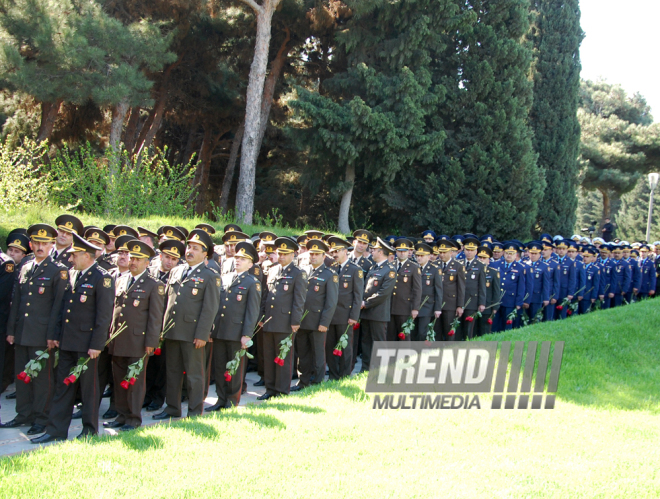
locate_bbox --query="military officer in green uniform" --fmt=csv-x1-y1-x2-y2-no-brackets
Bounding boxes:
52,215,84,268
258,237,307,399
413,243,443,341
105,241,164,431
436,240,466,341
359,238,396,371
1,225,68,435
476,245,500,337
292,239,338,390
460,237,487,340
153,229,221,420
31,233,115,443
209,242,262,409
389,238,422,341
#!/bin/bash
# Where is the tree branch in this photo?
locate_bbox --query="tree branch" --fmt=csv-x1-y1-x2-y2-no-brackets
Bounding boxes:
238,0,263,15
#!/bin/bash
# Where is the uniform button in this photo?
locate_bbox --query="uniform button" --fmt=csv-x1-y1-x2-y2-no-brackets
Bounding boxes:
393,293,396,295
67,309,70,313
122,304,126,307
223,306,226,309
70,300,73,303
65,319,69,323
271,305,274,308
174,302,177,305
120,313,124,317
29,292,32,296
25,313,28,317
26,303,30,306
173,311,176,314
272,297,275,300
178,293,181,296
226,298,229,301
221,314,224,317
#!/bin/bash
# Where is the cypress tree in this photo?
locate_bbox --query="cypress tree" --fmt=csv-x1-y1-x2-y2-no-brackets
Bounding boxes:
529,0,583,235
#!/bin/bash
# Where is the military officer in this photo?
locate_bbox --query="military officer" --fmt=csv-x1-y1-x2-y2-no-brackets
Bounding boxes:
567,241,586,313
460,237,486,340
494,242,526,332
291,239,338,390
580,246,601,313
1,225,68,435
638,245,656,299
221,231,250,275
359,238,396,371
208,242,261,410
31,234,115,443
388,238,422,341
104,241,164,431
413,243,442,342
51,215,84,268
253,239,278,388
598,244,613,309
608,246,631,308
435,240,465,340
622,245,641,303
540,241,560,321
554,240,577,320
258,237,307,399
152,229,220,420
350,230,374,272
476,245,500,336
84,229,115,271
524,242,552,322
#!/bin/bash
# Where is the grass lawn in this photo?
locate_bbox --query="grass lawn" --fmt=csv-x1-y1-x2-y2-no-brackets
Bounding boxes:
1,300,659,498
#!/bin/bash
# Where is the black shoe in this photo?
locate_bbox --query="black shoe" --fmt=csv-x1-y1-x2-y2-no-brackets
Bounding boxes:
27,424,46,435
72,409,83,419
5,391,16,400
152,412,175,420
290,384,306,392
142,400,152,408
206,402,223,412
30,433,65,444
256,393,272,401
103,421,124,429
102,409,118,419
0,418,29,429
146,402,162,412
102,388,113,398
118,424,136,432
253,378,265,387
76,432,95,440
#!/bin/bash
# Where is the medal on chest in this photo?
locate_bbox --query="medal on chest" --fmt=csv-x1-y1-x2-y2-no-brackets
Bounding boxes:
426,280,430,286
314,285,320,292
237,294,242,301
283,284,289,291
403,276,408,283
343,282,348,288
373,280,379,286
38,287,45,294
133,300,140,307
80,295,87,303
449,275,454,281
192,288,199,295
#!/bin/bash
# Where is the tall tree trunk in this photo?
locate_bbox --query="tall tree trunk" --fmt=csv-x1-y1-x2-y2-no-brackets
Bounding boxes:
123,106,141,153
600,188,610,221
219,122,245,214
338,163,355,234
109,99,130,153
235,0,282,224
195,126,214,215
36,100,62,143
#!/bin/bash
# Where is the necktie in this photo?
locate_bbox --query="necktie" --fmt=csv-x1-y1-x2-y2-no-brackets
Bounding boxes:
128,276,135,290
73,272,80,289
183,267,192,280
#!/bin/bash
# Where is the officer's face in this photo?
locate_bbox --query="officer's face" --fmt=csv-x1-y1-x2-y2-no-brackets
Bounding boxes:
396,250,407,262
129,256,150,275
29,240,54,262
529,251,541,262
70,251,95,271
416,254,430,266
106,238,116,252
541,248,552,259
332,248,348,264
599,251,608,259
161,253,179,271
423,236,434,243
504,251,516,263
478,256,490,265
641,249,649,258
613,251,622,260
623,250,630,258
493,250,503,260
438,251,451,262
567,249,577,259
225,243,237,258
277,250,294,267
6,246,26,264
186,242,206,266
140,235,154,248
355,240,368,254
116,250,130,269
56,229,73,248
371,248,385,263
464,248,477,260
234,255,253,273
556,247,567,257
309,252,324,267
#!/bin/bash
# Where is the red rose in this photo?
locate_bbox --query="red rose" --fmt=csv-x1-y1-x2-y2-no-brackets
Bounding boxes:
487,318,493,325
567,309,573,316
466,316,474,322
448,329,455,336
129,377,136,385
224,371,232,382
274,357,284,366
556,305,563,310
23,375,31,384
398,332,406,340
120,380,130,389
154,348,162,356
333,349,342,357
17,371,27,381
64,377,71,386
506,319,513,325
353,323,360,330
68,374,77,384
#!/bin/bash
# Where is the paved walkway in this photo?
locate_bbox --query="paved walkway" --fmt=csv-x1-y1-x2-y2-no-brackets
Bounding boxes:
0,361,361,457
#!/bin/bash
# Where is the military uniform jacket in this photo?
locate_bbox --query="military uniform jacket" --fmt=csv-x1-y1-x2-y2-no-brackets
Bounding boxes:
484,266,500,314
598,259,612,296
221,257,235,276
609,259,631,295
557,257,577,300
97,254,116,272
0,253,16,337
330,260,364,325
300,263,339,330
438,259,465,311
207,258,222,274
360,261,396,322
463,259,487,310
527,261,552,304
418,263,443,316
573,259,586,298
542,258,561,302
626,258,641,292
163,264,221,342
148,265,171,284
262,263,307,332
499,261,526,308
60,263,115,352
213,271,262,342
391,259,422,316
109,271,165,357
350,253,373,273
51,246,73,269
6,256,69,347
638,258,656,294
583,263,601,301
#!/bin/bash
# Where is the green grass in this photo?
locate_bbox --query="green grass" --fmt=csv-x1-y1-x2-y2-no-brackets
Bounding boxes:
1,301,659,498
0,205,333,248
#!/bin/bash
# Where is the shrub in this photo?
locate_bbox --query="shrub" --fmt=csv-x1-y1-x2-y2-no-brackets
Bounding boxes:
0,139,50,212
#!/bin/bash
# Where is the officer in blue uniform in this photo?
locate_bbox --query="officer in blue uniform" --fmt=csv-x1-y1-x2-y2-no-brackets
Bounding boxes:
597,244,613,309
554,240,577,320
580,246,601,314
540,241,560,321
490,242,505,271
623,245,641,303
524,242,551,323
567,241,586,313
494,242,526,332
638,245,656,299
608,246,631,308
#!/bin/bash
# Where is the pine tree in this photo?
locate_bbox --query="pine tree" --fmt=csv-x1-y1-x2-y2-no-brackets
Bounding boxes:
528,0,583,235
